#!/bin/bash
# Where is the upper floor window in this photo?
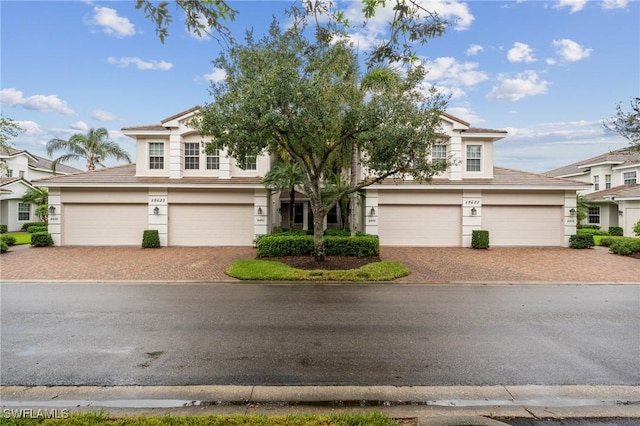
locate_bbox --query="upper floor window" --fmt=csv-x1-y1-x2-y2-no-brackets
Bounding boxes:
432,144,447,167
207,149,220,170
7,169,13,177
242,155,257,171
184,143,200,170
588,207,600,224
18,203,30,221
623,171,637,185
593,175,599,191
605,174,611,189
19,170,25,178
466,145,481,172
148,143,164,170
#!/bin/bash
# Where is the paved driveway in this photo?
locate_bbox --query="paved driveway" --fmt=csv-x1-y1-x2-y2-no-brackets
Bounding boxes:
0,245,638,283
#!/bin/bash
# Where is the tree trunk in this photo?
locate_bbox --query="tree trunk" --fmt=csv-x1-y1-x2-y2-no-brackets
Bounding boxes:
349,144,359,236
310,200,326,262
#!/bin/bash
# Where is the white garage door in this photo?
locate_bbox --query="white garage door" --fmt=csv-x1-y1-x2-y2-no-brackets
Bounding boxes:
169,204,254,246
483,206,562,246
64,204,148,245
624,208,640,237
378,205,461,246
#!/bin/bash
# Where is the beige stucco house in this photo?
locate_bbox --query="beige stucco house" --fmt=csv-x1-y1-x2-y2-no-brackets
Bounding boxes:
0,148,80,232
34,107,589,247
546,148,640,236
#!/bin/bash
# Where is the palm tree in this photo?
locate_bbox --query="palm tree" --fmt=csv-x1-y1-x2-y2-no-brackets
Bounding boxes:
21,187,48,223
263,161,303,230
47,128,131,172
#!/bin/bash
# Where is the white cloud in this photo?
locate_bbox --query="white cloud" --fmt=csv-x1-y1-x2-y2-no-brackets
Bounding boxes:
91,110,116,121
204,68,227,83
0,88,75,115
552,39,592,61
507,42,536,63
15,120,43,136
446,106,484,124
424,57,489,87
602,0,628,9
91,6,135,37
486,71,550,101
466,44,484,56
107,57,173,71
554,0,588,13
70,121,90,132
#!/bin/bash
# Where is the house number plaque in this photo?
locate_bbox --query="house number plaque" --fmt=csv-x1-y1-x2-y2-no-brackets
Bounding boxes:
150,198,166,203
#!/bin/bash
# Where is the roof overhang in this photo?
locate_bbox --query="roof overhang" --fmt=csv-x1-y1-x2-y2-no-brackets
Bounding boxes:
578,160,624,169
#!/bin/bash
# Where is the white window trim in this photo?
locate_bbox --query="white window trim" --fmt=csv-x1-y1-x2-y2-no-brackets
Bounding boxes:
184,142,200,170
148,142,165,170
466,145,482,173
18,202,31,222
623,171,637,185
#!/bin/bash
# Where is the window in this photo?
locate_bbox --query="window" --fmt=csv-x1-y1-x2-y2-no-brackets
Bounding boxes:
19,170,25,178
327,205,338,224
623,171,637,185
7,169,13,177
148,143,164,170
466,145,481,172
293,203,304,224
605,174,611,189
593,175,599,191
184,143,200,170
242,155,257,170
588,207,600,224
18,203,30,221
432,144,447,160
207,149,220,170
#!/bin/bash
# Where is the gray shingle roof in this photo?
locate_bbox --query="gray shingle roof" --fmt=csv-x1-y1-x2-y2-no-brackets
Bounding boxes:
545,147,640,177
1,147,82,174
584,184,640,201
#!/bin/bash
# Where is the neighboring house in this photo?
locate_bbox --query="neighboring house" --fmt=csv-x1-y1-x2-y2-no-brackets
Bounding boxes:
34,107,589,247
0,148,80,232
545,148,640,236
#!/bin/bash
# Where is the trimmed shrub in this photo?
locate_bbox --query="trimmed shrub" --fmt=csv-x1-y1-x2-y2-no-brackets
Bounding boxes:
471,230,490,249
0,224,7,233
634,220,640,237
577,224,600,230
609,237,640,256
21,221,46,231
0,239,7,253
31,232,54,247
0,235,17,246
608,226,624,236
324,229,351,237
27,225,48,234
577,228,609,236
142,230,161,248
257,234,379,258
569,234,594,249
324,235,379,257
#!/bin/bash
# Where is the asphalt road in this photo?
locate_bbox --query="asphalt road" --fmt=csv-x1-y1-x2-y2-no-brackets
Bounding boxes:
1,283,638,386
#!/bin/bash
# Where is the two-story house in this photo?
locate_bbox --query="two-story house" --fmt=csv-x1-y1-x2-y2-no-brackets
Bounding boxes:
545,148,640,236
34,107,589,247
1,148,80,232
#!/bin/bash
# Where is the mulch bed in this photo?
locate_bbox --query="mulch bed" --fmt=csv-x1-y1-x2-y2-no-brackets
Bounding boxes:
265,255,382,270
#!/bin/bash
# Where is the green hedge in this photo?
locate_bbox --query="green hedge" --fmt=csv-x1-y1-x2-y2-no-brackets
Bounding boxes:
31,232,54,247
471,230,490,249
577,228,609,236
569,234,594,249
0,235,17,246
257,234,379,257
577,224,600,230
21,221,46,231
608,226,624,236
0,224,7,233
609,238,640,256
27,225,48,234
142,230,161,248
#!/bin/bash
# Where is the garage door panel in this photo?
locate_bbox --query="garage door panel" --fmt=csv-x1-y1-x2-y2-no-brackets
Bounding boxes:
483,206,562,246
379,205,461,246
64,204,147,245
169,204,253,246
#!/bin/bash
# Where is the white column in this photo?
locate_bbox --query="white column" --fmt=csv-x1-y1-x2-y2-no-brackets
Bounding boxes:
219,149,231,179
149,189,168,246
364,190,379,236
462,191,482,247
169,131,182,179
47,188,61,246
254,188,269,238
449,135,463,181
563,191,578,247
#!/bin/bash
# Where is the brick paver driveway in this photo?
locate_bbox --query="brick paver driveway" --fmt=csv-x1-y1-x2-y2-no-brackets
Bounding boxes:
0,245,638,283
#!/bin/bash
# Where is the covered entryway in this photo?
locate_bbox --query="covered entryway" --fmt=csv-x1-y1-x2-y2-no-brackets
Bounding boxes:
63,204,148,245
482,206,563,246
169,204,254,246
378,205,462,246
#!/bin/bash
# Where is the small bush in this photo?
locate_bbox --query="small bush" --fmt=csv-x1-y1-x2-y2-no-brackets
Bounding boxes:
27,225,48,234
21,221,46,231
0,224,7,233
569,234,595,249
30,232,54,247
0,239,8,253
142,229,160,248
471,230,490,249
257,234,379,257
324,235,380,257
577,228,609,236
609,238,640,256
608,226,624,236
634,220,640,237
577,224,600,230
598,236,617,247
0,235,17,246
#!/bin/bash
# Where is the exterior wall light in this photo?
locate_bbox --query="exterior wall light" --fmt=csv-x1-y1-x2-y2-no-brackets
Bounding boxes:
153,206,160,215
48,205,56,214
258,207,263,215
618,210,623,216
471,207,477,216
569,208,576,217
370,207,376,216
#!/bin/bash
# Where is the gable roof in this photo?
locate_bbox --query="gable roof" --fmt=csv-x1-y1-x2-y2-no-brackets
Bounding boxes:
1,147,82,174
584,184,640,201
545,147,640,177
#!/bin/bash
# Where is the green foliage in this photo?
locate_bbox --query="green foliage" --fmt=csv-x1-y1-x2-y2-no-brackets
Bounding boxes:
597,236,622,247
569,234,595,249
0,224,7,233
0,114,24,151
577,224,600,230
603,97,640,149
27,225,48,234
0,239,7,253
21,221,46,231
324,229,352,236
142,230,161,248
608,226,624,236
21,187,49,222
324,235,380,257
1,234,17,246
575,195,590,223
471,230,490,249
634,219,640,236
609,237,640,256
577,228,609,236
257,235,379,257
30,232,54,247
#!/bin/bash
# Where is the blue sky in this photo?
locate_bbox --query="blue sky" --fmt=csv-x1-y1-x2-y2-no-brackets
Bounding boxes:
1,0,638,173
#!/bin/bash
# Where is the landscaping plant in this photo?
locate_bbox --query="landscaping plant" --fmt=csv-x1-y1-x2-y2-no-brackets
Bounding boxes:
142,230,161,248
471,230,490,249
569,234,595,249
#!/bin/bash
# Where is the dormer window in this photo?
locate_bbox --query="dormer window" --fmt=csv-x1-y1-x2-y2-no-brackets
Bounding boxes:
207,149,220,170
242,155,257,170
432,144,447,162
466,145,481,172
184,143,200,170
148,142,164,170
623,171,637,185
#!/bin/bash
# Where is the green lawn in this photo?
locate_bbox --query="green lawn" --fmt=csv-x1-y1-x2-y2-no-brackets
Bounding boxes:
226,259,409,281
3,232,31,245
